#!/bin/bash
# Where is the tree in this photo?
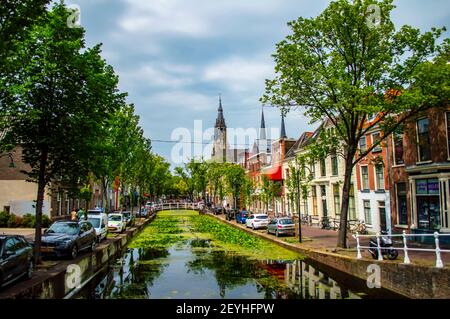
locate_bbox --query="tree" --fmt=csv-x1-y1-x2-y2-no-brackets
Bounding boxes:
1,4,121,262
223,163,246,210
262,0,450,248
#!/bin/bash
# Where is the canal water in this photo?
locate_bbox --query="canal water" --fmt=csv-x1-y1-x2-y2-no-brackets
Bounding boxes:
74,211,404,299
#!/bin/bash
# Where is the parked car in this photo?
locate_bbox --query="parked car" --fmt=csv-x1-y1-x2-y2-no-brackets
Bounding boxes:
0,235,34,288
108,213,126,233
41,220,97,259
87,210,108,242
121,211,135,227
246,214,270,229
235,211,249,224
267,217,295,237
136,208,149,218
213,206,223,215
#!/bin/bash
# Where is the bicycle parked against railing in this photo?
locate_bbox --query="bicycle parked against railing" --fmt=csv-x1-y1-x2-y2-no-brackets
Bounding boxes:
348,220,367,234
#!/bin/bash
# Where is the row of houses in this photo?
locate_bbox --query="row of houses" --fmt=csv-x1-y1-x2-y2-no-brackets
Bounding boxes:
210,100,450,236
0,146,132,220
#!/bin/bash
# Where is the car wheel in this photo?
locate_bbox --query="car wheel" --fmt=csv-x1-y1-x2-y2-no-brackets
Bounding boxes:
71,245,78,259
26,260,34,279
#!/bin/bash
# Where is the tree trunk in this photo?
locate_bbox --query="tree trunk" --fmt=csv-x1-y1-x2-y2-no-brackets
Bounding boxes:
34,148,48,265
337,153,355,248
297,179,302,243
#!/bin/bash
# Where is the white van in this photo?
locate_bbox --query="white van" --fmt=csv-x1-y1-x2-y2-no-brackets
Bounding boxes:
87,209,108,242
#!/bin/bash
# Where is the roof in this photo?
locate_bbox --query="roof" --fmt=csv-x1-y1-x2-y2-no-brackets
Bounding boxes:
284,131,314,159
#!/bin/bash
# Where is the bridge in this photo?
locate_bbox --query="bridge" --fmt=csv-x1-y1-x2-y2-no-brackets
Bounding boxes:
153,201,203,212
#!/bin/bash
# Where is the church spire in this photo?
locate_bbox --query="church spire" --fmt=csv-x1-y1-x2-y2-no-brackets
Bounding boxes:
215,94,226,128
280,113,287,139
259,106,266,140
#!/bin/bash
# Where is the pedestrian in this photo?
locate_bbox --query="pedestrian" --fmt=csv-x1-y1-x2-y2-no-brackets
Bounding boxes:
71,208,78,221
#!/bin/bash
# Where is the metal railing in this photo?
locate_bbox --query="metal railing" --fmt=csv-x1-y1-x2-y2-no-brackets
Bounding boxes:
154,202,202,211
353,231,450,268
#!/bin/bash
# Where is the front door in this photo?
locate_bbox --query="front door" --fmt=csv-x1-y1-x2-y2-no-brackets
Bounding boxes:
321,185,327,218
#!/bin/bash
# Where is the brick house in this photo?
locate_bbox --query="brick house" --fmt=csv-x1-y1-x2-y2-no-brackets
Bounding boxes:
389,106,450,237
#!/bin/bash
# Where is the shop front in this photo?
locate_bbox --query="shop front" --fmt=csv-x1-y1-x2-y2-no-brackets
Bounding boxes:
409,173,450,243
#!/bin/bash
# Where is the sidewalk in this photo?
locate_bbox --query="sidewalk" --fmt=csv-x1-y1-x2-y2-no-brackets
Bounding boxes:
209,212,450,267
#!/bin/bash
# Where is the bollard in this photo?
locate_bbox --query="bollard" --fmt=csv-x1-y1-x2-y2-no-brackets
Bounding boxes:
402,230,411,264
434,232,444,268
376,232,383,261
356,232,362,259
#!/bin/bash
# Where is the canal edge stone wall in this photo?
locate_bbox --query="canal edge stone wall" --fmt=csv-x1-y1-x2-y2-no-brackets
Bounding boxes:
0,215,155,299
211,214,450,299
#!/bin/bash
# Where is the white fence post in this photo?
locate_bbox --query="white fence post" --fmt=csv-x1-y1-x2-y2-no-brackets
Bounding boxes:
434,232,444,268
402,230,411,264
356,232,362,259
376,232,383,261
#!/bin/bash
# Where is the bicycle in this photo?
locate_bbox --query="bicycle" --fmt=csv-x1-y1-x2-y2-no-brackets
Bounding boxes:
319,217,332,230
348,220,367,234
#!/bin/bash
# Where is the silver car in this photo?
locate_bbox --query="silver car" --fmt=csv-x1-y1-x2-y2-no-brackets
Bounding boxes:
267,217,295,237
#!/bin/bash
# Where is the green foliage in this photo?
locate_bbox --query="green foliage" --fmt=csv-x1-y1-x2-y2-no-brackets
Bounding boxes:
262,0,449,247
0,211,51,228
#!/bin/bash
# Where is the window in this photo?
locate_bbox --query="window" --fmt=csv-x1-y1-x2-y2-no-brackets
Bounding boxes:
379,201,387,231
364,200,372,225
312,186,318,216
320,158,326,177
359,137,367,154
331,152,338,176
333,184,340,216
447,112,450,158
349,184,356,220
393,128,404,165
416,179,440,230
375,165,385,190
310,162,316,178
396,183,408,225
417,118,431,162
361,166,369,190
372,132,382,152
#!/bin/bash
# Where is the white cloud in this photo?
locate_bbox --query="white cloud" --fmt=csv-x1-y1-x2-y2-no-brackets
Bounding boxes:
145,91,213,112
117,0,286,37
203,56,274,92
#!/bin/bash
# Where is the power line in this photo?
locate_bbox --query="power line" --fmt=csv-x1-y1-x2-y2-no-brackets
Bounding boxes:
151,139,254,147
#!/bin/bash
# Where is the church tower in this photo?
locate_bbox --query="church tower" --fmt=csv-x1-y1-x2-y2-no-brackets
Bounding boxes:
212,96,227,162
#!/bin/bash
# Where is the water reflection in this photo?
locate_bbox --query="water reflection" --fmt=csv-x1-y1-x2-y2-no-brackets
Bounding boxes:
76,237,390,299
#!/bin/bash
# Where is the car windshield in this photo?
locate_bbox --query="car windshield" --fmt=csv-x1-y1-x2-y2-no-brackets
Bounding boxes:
46,223,79,235
109,215,122,221
122,213,130,218
256,216,268,219
279,219,294,224
87,218,100,228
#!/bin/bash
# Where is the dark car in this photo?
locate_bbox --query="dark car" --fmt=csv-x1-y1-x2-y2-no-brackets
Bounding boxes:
0,235,34,288
41,220,97,259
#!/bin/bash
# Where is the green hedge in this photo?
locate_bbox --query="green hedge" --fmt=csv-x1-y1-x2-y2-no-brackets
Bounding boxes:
0,211,52,228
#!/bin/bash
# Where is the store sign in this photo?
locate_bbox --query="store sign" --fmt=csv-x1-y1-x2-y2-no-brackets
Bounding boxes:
416,179,439,195
428,179,439,194
416,180,428,194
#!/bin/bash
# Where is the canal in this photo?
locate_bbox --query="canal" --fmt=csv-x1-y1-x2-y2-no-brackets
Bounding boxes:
74,210,404,299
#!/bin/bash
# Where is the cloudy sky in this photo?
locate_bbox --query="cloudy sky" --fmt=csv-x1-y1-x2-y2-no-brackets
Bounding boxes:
65,0,450,167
